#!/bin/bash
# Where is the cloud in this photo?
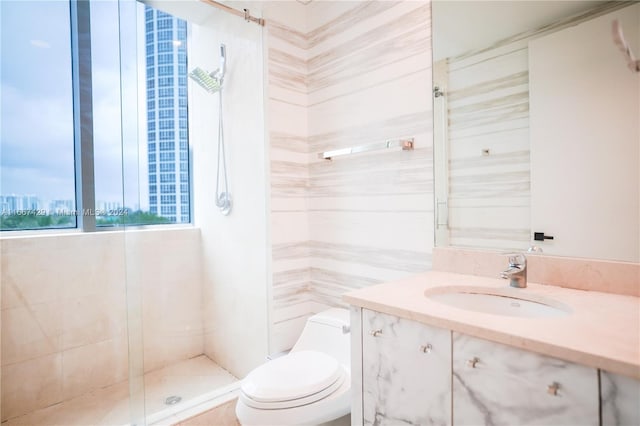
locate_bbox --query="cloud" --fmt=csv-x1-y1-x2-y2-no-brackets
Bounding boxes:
0,83,75,199
29,39,51,49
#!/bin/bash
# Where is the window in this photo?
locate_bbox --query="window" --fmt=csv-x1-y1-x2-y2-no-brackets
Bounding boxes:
159,120,174,130
0,1,76,230
158,76,174,86
159,99,172,108
159,131,175,141
158,54,172,65
159,65,173,75
1,1,191,231
160,142,176,151
159,152,174,161
158,30,173,42
159,88,174,97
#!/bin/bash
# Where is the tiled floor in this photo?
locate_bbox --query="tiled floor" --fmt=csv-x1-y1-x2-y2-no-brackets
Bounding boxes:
175,400,240,426
4,355,238,426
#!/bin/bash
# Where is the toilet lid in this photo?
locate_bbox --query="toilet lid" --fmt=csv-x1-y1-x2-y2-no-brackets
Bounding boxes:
241,350,343,403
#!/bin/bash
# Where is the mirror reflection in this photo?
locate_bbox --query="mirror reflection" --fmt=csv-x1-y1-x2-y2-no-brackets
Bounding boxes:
432,1,639,263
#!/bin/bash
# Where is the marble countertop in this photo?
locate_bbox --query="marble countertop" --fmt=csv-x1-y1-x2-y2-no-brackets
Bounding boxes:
343,271,640,380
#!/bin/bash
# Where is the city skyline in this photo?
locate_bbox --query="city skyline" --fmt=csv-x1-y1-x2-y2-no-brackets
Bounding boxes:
0,193,132,215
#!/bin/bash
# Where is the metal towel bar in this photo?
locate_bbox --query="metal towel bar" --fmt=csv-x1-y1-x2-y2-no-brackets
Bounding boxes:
318,138,414,160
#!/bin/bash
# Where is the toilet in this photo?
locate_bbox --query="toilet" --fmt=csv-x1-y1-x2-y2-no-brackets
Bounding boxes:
235,308,351,426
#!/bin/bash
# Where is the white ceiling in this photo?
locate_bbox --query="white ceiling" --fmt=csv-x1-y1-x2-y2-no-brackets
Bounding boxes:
432,1,610,60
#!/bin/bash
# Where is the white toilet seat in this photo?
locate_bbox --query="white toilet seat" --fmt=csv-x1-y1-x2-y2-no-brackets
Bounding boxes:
240,350,346,409
236,367,351,426
241,372,346,410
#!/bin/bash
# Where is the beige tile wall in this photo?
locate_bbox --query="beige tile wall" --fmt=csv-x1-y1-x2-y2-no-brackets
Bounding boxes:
433,247,640,297
0,228,204,421
266,0,434,353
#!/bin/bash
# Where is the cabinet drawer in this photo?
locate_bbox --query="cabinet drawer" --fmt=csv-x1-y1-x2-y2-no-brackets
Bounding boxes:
362,309,451,426
453,333,599,426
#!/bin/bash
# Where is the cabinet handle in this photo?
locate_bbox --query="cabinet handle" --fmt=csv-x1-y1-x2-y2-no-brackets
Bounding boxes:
467,357,480,368
547,382,560,396
369,329,382,337
420,344,433,353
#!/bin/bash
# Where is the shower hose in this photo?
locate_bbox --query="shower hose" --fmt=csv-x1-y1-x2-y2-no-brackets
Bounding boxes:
216,87,231,215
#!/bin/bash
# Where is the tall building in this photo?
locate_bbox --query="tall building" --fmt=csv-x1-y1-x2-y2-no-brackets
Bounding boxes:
145,6,190,223
0,194,41,212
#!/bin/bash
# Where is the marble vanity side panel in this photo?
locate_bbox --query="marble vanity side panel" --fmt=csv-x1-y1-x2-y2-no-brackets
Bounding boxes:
362,309,451,426
452,332,599,426
349,306,363,426
601,370,640,426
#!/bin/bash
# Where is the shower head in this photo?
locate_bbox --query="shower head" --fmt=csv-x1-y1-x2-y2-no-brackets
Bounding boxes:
189,67,221,94
188,44,227,93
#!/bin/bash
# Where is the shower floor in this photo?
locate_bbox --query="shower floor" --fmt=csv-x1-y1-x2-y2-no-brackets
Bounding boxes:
4,355,239,426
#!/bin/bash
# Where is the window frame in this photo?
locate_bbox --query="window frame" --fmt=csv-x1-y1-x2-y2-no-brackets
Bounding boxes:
0,0,194,234
71,0,97,232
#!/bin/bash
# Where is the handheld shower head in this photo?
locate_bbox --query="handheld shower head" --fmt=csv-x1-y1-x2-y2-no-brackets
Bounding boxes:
216,44,226,82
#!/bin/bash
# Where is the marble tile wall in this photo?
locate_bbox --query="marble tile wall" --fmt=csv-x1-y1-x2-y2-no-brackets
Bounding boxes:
265,0,434,353
0,229,204,421
265,0,314,355
307,0,433,322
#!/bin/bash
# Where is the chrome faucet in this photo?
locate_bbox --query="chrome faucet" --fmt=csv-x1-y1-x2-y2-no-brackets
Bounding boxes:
501,253,527,288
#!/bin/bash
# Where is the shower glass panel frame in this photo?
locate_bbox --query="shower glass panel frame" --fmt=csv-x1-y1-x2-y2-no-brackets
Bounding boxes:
119,0,268,424
0,0,141,424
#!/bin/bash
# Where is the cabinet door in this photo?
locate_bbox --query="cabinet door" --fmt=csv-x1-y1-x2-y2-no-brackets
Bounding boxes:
453,333,599,425
362,309,451,426
601,370,640,426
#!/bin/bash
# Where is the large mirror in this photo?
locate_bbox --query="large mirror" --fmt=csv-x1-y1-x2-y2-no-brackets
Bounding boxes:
432,1,639,263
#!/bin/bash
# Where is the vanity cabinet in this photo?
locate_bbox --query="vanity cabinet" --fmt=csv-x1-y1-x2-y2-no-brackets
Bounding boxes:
361,309,451,425
452,333,599,425
601,370,640,426
353,308,637,426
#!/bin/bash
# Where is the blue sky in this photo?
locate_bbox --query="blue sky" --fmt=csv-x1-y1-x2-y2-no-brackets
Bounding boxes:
1,0,75,201
0,0,147,209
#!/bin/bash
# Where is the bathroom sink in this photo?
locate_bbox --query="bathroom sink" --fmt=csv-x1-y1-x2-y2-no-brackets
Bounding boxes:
425,286,571,318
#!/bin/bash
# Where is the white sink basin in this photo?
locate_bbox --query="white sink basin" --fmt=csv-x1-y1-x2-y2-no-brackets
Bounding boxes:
425,286,571,318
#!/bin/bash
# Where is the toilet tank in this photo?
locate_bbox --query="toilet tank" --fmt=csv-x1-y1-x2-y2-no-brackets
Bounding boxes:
291,308,351,369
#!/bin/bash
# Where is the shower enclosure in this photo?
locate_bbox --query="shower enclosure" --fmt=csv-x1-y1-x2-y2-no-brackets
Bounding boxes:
0,0,268,424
